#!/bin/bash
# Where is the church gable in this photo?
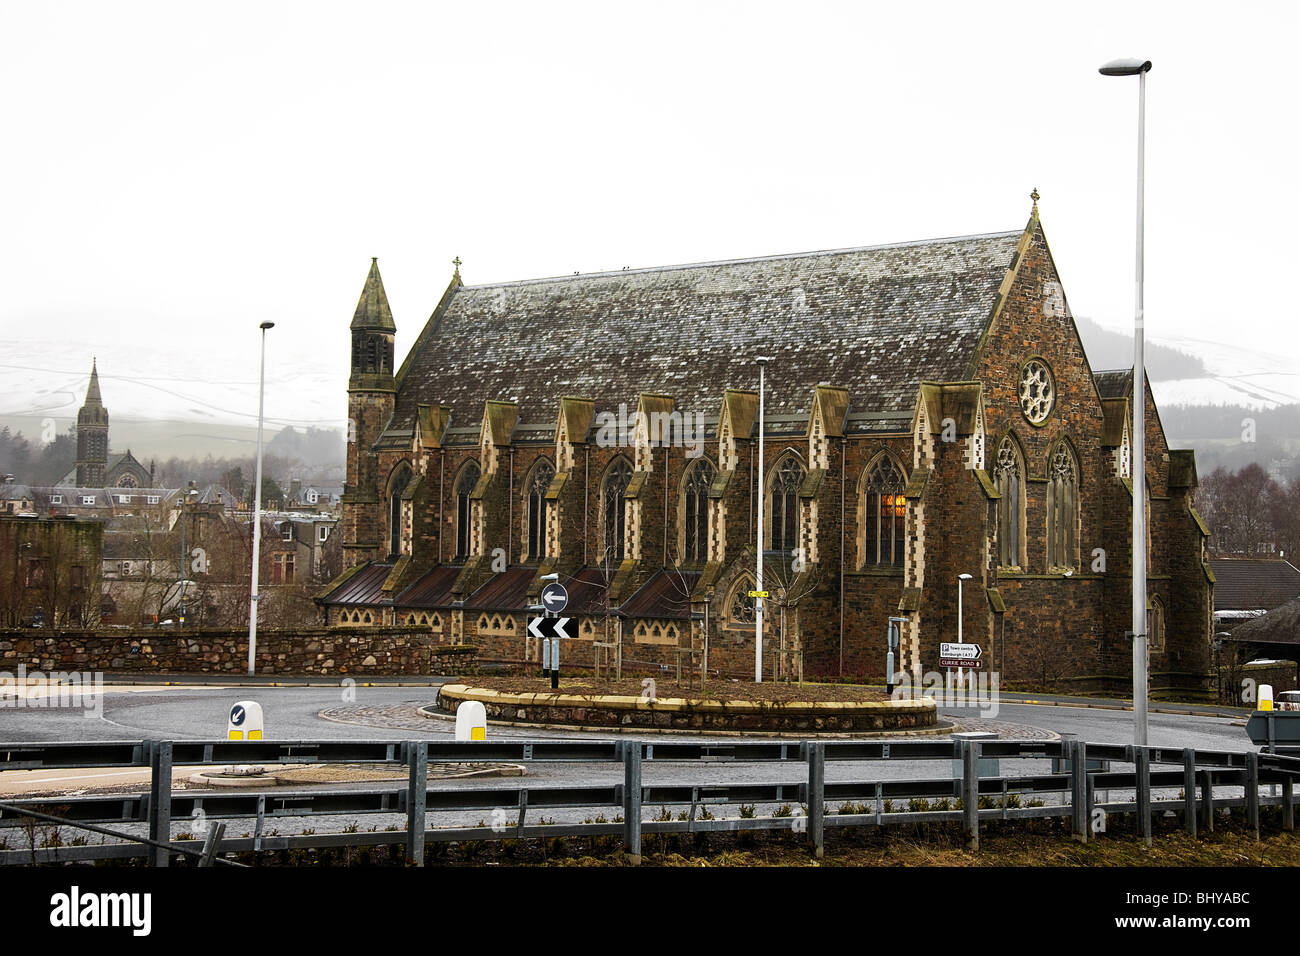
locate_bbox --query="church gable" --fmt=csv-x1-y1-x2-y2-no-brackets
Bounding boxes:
106,450,152,489
969,215,1106,476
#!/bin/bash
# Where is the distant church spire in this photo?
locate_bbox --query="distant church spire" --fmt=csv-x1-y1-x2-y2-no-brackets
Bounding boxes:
76,358,109,486
85,358,103,407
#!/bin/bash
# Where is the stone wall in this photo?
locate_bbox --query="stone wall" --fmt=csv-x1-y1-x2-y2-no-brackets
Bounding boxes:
0,627,476,677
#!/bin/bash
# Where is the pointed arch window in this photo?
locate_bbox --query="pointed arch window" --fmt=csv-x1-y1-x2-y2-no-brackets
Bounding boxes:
455,461,480,558
682,458,716,564
388,462,412,559
602,458,633,562
1147,595,1166,652
526,459,555,560
995,438,1025,568
727,577,756,626
863,456,906,567
1046,443,1078,570
767,455,805,553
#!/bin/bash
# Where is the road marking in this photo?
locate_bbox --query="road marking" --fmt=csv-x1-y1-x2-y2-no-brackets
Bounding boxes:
4,769,149,785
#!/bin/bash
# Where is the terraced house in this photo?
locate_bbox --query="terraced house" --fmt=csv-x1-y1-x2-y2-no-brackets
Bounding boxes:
320,197,1214,692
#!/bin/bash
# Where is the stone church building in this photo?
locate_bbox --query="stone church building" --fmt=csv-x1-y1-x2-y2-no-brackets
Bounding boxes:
60,360,155,489
322,200,1214,691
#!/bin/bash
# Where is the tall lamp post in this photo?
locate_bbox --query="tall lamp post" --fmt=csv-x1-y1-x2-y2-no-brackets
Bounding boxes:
178,480,195,625
248,321,275,676
1099,56,1152,746
754,356,772,683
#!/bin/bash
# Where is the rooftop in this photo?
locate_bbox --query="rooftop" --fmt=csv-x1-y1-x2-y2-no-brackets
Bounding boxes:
392,227,1027,429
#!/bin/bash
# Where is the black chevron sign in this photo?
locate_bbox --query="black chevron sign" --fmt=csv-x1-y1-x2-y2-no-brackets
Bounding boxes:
528,616,572,640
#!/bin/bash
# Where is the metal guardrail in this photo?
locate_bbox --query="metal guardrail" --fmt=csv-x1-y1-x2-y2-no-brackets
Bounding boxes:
1,738,1298,865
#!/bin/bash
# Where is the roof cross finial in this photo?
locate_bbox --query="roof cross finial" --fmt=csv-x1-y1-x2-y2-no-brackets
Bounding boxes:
1031,187,1040,214
453,256,462,280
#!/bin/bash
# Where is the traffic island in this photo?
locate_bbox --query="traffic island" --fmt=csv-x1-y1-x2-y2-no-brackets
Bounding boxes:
430,678,942,735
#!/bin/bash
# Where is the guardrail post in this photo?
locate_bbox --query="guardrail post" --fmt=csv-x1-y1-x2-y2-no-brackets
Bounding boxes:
407,740,428,866
623,743,642,865
1131,746,1152,847
961,740,979,851
147,740,173,867
1284,773,1294,833
1245,752,1259,841
1070,740,1087,843
1200,770,1214,833
254,795,265,852
807,742,825,859
198,823,226,867
1182,749,1197,837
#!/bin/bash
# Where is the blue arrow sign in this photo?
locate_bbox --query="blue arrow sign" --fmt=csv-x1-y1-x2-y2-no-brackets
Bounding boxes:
541,582,569,613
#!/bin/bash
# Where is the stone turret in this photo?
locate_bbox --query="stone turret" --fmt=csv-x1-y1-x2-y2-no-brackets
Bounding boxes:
343,260,399,566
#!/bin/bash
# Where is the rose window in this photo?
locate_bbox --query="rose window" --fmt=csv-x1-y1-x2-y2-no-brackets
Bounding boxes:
1018,360,1055,424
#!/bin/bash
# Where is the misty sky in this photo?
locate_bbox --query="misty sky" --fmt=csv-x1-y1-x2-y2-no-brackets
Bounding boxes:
1,0,1297,435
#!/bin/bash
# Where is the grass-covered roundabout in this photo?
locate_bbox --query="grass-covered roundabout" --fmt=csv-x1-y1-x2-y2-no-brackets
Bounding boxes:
430,677,943,735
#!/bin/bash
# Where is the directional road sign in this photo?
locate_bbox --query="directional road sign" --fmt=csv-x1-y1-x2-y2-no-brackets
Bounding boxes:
939,642,982,661
541,582,569,614
528,616,572,640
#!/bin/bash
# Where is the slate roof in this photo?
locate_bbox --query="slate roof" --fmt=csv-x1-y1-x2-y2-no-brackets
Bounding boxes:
320,563,392,605
396,565,461,608
561,567,616,616
103,531,179,561
621,570,701,620
391,230,1025,430
463,567,536,612
1210,558,1300,612
1094,369,1133,399
1223,595,1300,653
0,483,33,502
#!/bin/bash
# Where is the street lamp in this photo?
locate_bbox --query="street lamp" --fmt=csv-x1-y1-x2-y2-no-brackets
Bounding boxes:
957,573,973,689
1099,56,1152,746
754,356,773,683
248,321,275,676
178,480,196,626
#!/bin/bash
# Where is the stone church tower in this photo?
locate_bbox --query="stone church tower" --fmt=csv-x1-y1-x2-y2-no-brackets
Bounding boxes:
343,259,400,567
75,359,109,487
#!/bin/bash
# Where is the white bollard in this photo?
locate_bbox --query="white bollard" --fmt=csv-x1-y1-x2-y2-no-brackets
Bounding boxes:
227,700,264,740
455,700,487,741
1259,684,1274,712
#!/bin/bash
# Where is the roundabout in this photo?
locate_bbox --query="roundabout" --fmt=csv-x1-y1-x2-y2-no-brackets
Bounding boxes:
430,678,943,736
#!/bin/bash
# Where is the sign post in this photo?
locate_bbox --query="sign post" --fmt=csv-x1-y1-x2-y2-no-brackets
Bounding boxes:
538,576,568,688
887,617,907,695
529,616,571,689
939,642,983,669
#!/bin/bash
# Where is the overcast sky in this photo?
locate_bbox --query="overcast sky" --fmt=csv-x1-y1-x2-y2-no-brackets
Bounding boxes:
1,0,1296,435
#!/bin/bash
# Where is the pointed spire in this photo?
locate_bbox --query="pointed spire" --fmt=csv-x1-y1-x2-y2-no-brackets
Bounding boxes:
84,358,103,407
351,258,396,332
1030,187,1040,216
453,255,462,281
